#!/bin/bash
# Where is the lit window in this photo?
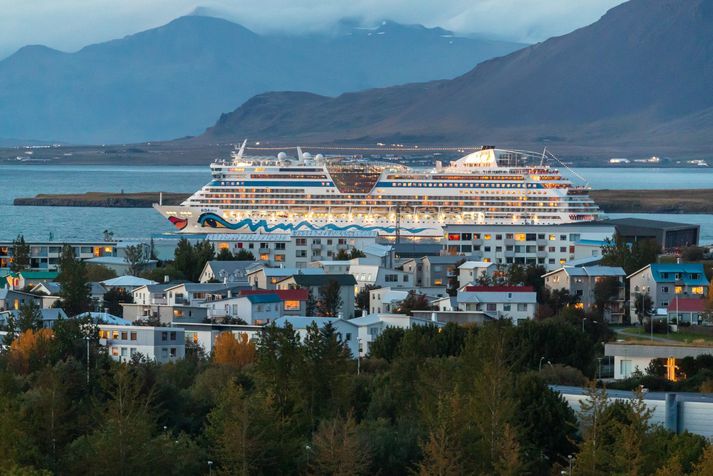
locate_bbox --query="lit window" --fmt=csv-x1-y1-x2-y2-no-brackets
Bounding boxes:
674,286,683,294
692,286,704,295
514,233,526,241
284,300,300,311
484,234,492,240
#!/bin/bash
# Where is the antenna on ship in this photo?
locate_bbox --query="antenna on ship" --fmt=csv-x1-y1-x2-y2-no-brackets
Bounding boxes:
540,147,547,167
297,146,304,161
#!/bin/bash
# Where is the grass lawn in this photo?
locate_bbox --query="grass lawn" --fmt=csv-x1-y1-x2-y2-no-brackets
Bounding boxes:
617,326,713,345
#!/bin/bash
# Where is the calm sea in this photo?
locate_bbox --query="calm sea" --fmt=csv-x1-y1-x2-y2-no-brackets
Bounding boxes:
1,165,712,243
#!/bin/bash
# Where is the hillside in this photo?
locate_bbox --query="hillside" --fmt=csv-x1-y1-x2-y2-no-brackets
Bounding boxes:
0,16,522,144
204,0,713,157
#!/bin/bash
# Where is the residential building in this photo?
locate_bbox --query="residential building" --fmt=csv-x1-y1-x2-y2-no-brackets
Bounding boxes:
0,308,68,329
368,288,410,314
605,342,713,380
239,289,309,316
628,263,709,316
4,271,59,290
348,313,442,356
273,316,359,357
349,263,412,290
421,255,464,287
203,294,283,325
442,223,615,270
198,260,263,283
276,274,357,318
0,289,59,311
307,260,352,274
667,297,708,325
400,258,423,286
179,322,262,354
205,230,380,268
85,256,158,275
164,282,248,307
543,266,626,323
99,325,185,363
457,261,497,285
456,285,537,324
0,241,117,271
246,267,324,290
101,276,158,293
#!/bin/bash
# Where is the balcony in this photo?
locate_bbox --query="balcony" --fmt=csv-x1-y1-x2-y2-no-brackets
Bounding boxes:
311,244,322,251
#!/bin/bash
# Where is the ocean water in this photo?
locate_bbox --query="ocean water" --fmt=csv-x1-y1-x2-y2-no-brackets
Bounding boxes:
0,165,712,242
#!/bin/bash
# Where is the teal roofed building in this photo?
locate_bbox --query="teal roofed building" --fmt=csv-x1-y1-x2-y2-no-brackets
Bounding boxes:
628,263,709,318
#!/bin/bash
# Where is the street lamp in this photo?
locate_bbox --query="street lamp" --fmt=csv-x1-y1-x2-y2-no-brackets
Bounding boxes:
539,356,545,372
568,454,574,475
207,461,213,476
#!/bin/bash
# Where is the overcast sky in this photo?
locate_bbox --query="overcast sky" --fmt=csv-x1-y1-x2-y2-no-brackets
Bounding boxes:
0,0,625,59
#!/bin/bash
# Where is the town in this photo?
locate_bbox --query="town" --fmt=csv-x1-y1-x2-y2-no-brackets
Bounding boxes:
2,216,713,474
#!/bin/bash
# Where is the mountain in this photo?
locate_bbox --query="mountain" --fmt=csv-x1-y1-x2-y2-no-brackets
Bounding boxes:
204,0,713,156
0,15,523,144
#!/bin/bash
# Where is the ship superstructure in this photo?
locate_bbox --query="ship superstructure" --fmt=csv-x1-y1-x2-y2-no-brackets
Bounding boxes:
154,145,601,237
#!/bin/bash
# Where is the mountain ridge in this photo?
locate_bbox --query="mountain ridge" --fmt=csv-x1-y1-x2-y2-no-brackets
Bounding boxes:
0,15,523,144
201,0,713,155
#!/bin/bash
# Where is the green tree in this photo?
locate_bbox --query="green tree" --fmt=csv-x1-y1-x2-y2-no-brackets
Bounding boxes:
192,240,215,282
102,288,134,317
205,382,270,475
368,327,406,361
309,413,371,476
306,289,317,316
173,238,195,281
317,279,343,317
123,244,148,276
593,276,622,319
85,264,117,282
634,292,654,325
215,248,235,261
601,234,660,275
234,249,255,261
3,301,43,345
356,285,379,313
57,245,91,317
394,290,431,316
10,234,31,273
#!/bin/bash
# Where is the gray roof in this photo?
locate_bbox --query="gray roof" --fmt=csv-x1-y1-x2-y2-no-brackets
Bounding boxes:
287,274,357,287
206,260,263,274
424,255,466,265
181,283,249,293
544,265,625,278
604,217,700,230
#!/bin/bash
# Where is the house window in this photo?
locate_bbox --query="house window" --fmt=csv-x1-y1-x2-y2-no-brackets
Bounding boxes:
284,300,300,311
170,331,177,341
161,332,168,341
121,332,127,340
130,331,137,341
662,286,669,293
692,286,704,295
170,348,177,357
517,304,528,311
162,348,168,359
503,304,511,311
345,333,352,341
486,303,497,311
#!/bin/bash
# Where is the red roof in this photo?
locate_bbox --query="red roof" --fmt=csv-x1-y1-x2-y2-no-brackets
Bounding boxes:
667,297,707,313
240,288,309,301
463,285,535,293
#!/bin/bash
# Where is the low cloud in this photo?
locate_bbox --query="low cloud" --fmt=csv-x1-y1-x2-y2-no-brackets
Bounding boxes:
0,0,625,58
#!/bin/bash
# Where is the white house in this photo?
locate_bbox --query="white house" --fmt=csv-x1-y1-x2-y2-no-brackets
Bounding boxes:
98,325,185,363
368,288,410,314
203,293,283,325
198,260,263,283
307,260,352,274
179,322,263,354
457,261,497,285
349,263,412,290
246,267,324,290
276,274,357,319
348,313,443,356
456,285,537,324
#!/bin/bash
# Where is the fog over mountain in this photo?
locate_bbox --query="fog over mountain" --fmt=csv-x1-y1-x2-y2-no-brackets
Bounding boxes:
204,0,713,156
0,14,523,144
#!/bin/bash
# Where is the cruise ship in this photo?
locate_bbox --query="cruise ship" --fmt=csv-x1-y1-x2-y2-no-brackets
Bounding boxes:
154,145,601,238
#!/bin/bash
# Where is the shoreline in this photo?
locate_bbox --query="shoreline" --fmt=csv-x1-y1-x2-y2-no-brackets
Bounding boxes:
12,189,713,214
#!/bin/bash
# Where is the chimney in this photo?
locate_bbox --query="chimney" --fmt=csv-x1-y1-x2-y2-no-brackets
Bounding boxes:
223,276,228,284
227,290,232,299
338,312,344,320
677,257,681,264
